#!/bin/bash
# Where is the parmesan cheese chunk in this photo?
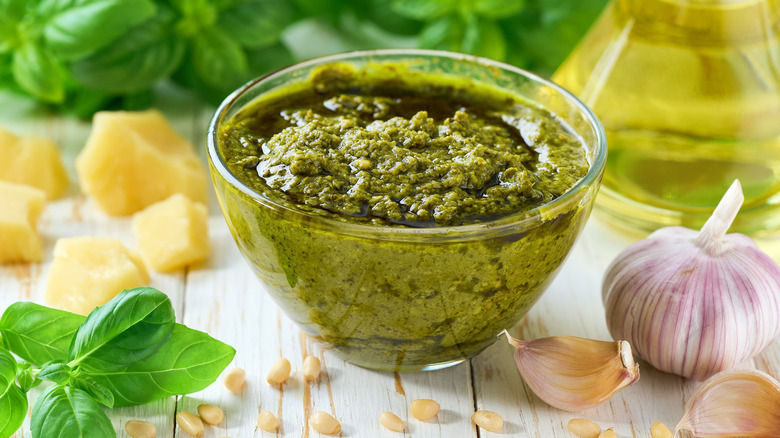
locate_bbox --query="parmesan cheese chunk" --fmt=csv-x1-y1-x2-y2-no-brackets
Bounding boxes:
75,110,208,215
0,125,69,199
0,181,46,263
44,237,149,315
133,194,210,271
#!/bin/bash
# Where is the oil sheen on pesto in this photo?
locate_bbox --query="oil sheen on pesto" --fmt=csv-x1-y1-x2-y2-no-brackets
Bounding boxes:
219,66,588,227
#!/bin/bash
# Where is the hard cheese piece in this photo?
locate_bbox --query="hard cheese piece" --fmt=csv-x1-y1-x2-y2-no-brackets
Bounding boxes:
0,181,46,263
75,110,208,216
44,237,150,315
132,194,210,271
0,125,69,199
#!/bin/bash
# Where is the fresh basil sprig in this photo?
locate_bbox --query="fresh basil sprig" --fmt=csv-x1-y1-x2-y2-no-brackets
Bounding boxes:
0,287,236,438
0,0,299,115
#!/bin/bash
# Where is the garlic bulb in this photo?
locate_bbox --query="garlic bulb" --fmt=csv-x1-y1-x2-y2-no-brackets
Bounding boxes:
603,180,780,380
676,369,780,437
502,331,639,411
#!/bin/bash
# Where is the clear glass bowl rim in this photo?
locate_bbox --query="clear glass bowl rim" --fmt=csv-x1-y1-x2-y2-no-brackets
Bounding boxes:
207,49,607,238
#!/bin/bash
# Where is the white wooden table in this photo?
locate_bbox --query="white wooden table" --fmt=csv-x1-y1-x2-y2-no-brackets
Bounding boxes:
2,87,779,438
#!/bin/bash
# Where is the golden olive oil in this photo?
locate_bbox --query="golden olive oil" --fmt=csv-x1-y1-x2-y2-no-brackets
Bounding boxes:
553,0,780,234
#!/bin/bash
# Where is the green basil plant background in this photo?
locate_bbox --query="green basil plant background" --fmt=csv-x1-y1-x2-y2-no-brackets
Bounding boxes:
0,0,608,118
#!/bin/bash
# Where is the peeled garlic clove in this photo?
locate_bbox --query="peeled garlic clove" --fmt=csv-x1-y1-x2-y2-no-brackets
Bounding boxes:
603,180,780,380
502,331,639,411
676,369,780,437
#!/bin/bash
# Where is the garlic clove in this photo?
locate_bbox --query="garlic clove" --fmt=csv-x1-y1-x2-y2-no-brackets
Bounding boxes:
675,369,780,438
501,330,639,411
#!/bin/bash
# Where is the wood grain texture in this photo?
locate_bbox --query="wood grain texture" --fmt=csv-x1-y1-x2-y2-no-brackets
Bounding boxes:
1,91,779,438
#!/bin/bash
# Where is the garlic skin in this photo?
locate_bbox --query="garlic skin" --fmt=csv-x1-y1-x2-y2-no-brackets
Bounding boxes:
603,180,780,380
676,369,780,437
502,331,639,411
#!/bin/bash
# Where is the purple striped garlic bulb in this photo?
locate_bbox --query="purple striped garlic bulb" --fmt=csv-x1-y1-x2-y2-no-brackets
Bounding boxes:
602,180,780,380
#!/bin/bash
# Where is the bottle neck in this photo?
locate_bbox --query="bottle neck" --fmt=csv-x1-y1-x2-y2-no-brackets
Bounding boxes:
616,0,779,44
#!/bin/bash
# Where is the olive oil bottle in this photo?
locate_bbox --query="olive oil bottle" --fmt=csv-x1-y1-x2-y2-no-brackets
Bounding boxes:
553,0,780,234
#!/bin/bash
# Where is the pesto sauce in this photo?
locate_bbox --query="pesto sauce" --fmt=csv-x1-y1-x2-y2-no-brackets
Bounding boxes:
214,63,594,370
219,66,588,227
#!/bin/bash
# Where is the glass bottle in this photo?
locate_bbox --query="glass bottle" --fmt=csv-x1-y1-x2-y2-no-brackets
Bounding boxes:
553,0,780,234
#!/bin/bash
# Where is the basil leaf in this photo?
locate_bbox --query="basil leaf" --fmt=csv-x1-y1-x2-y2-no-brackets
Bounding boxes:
291,0,346,24
61,87,116,120
71,38,185,93
508,0,608,73
171,53,229,106
37,362,72,384
472,0,525,19
68,287,175,372
173,41,293,105
246,42,295,79
69,4,185,93
0,53,14,89
71,375,114,408
354,0,423,36
0,302,83,366
392,0,454,20
191,28,248,89
418,14,462,52
218,0,296,49
0,385,26,438
83,324,235,406
169,0,214,17
0,349,16,396
31,385,115,438
40,0,156,60
0,349,25,436
0,0,26,53
12,43,65,103
119,90,154,111
461,16,506,60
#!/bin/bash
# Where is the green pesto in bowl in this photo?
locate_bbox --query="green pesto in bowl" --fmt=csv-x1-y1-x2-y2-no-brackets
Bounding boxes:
209,51,604,371
220,63,588,227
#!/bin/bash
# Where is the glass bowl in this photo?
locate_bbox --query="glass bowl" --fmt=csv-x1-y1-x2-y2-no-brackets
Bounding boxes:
207,49,607,371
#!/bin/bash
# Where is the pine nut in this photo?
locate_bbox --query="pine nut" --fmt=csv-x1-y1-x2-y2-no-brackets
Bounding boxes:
410,399,440,421
303,355,321,381
267,357,291,385
567,418,601,438
598,429,617,438
257,410,279,432
379,411,405,432
125,420,156,438
176,411,204,437
309,411,341,435
223,367,246,393
651,421,673,438
472,410,503,432
197,404,224,425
